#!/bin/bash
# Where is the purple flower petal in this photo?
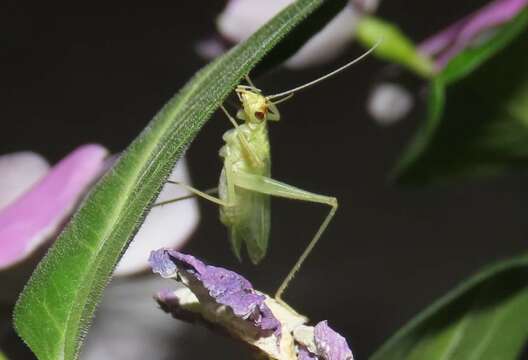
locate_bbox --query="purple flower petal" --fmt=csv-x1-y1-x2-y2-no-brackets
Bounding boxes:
150,251,356,359
150,250,308,358
149,248,179,278
419,0,528,69
298,345,319,360
313,321,354,360
149,249,281,337
0,144,108,269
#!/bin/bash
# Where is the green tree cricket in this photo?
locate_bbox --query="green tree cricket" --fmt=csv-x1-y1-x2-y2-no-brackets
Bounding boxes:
156,41,380,300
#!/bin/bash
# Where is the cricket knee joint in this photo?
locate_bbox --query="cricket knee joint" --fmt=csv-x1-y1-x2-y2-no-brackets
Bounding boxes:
328,197,338,209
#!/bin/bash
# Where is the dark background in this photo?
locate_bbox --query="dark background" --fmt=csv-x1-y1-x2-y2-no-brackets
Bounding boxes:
2,1,527,359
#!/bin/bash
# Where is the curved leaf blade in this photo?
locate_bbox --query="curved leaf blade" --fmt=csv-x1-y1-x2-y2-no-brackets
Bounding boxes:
13,1,334,359
370,255,528,360
393,9,528,185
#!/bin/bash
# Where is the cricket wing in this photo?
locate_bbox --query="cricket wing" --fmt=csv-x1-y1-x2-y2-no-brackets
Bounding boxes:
231,187,270,265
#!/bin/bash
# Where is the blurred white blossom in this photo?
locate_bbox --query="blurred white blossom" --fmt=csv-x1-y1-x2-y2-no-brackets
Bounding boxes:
367,82,413,126
198,0,379,69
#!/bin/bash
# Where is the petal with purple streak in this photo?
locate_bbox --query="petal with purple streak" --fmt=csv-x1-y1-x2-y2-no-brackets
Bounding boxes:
297,346,318,360
149,249,281,336
313,321,354,360
419,0,528,69
0,144,108,269
149,248,179,278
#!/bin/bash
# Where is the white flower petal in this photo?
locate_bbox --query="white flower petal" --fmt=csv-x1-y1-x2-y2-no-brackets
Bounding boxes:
195,37,227,59
217,0,293,43
114,158,200,276
285,6,359,69
216,0,381,69
355,0,381,13
0,152,49,210
81,276,190,360
367,82,414,126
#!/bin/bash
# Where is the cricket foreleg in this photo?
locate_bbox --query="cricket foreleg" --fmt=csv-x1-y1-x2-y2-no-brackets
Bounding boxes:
233,172,338,301
220,105,263,167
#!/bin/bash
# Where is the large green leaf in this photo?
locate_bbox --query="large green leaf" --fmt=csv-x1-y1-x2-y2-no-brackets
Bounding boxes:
370,254,528,360
393,10,528,185
13,1,343,359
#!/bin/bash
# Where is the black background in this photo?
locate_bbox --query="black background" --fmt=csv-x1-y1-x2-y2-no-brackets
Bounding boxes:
2,1,527,359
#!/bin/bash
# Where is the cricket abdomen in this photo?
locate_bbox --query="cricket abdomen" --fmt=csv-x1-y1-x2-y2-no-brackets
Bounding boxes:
218,122,271,264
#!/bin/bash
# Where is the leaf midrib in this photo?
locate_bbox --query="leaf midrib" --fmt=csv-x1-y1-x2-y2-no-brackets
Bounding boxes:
62,56,224,359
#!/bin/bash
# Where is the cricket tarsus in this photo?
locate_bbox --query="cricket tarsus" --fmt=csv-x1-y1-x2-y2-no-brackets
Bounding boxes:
275,200,338,300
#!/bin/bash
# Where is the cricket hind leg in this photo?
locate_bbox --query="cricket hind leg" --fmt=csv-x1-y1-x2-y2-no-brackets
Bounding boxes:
233,171,338,301
155,180,229,207
152,185,219,207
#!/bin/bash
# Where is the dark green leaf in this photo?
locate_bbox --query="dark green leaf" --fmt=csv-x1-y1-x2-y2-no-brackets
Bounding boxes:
13,1,334,359
370,254,528,360
393,10,528,185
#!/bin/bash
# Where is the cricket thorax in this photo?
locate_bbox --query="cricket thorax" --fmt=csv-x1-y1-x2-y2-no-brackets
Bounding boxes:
219,123,270,170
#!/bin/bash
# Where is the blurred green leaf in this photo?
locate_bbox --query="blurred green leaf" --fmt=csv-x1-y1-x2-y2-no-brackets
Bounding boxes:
0,350,7,360
13,1,336,359
394,10,528,185
370,254,528,360
356,16,434,78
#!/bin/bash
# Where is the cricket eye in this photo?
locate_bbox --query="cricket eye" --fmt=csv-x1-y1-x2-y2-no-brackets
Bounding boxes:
254,111,265,120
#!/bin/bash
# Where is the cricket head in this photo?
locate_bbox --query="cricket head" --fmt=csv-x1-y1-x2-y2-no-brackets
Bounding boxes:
235,86,275,124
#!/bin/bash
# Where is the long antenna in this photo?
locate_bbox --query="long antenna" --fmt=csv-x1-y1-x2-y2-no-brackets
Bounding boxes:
266,38,382,100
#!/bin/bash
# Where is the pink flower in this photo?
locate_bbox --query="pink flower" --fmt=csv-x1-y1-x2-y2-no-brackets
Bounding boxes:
0,145,199,301
0,145,108,273
419,0,528,70
367,0,528,125
0,145,200,359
